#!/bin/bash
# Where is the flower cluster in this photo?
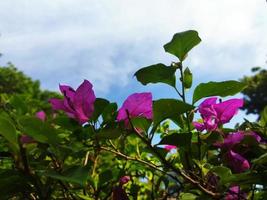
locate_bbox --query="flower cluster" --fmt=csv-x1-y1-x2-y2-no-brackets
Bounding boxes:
193,97,243,132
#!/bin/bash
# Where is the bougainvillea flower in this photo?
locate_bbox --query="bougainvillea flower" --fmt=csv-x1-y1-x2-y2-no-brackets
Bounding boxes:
119,176,130,185
112,186,129,200
214,132,244,149
225,150,250,173
225,185,246,200
215,131,261,149
117,92,153,125
35,110,46,121
164,145,176,151
193,97,243,131
49,80,96,124
20,135,35,144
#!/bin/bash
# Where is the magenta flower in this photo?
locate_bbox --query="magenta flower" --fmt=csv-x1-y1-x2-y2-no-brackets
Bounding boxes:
215,131,261,149
49,80,96,124
164,145,176,151
35,110,46,121
117,92,153,125
225,150,250,173
215,132,244,149
225,185,246,200
112,186,129,200
20,135,35,144
119,176,130,185
193,97,243,131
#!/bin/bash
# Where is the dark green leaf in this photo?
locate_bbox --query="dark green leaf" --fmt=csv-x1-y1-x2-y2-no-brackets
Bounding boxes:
99,170,113,185
159,132,191,148
252,153,267,165
183,67,193,89
134,63,177,87
164,30,201,61
102,103,118,123
92,98,110,121
0,117,18,147
153,99,194,126
44,165,91,186
96,127,122,139
193,81,247,104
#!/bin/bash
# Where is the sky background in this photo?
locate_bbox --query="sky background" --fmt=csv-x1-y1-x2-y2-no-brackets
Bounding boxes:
0,0,267,125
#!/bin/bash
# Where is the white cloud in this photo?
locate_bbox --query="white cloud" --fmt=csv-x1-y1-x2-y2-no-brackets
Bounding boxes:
0,0,266,95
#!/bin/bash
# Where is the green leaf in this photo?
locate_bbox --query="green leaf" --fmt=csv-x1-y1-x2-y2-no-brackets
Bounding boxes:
252,153,267,165
96,127,122,139
179,192,197,200
0,117,18,147
9,94,28,114
92,98,110,121
183,67,193,89
44,165,91,186
260,106,267,126
193,80,247,104
102,103,118,123
158,132,191,148
131,117,151,133
164,30,201,61
134,63,177,87
19,116,60,145
210,166,232,178
98,170,113,185
153,99,194,126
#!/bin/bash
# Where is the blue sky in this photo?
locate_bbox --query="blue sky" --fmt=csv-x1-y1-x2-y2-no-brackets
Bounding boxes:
0,0,267,124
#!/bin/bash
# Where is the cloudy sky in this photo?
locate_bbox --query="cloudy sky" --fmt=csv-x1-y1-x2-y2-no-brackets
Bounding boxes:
0,0,266,122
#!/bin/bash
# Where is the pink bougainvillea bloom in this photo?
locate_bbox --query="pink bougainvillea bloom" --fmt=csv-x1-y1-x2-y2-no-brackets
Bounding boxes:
112,186,129,200
20,135,35,144
35,110,46,121
119,176,130,185
215,132,244,149
49,80,96,124
193,97,243,131
215,131,261,149
225,150,250,173
164,145,176,151
225,185,246,200
117,92,153,125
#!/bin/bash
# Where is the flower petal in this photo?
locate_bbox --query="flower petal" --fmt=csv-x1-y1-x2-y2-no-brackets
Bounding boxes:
73,80,96,121
225,150,250,173
36,111,46,121
213,99,243,124
117,92,153,123
49,98,65,110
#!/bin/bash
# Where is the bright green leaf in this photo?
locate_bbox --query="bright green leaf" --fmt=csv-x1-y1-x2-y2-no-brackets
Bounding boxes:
193,81,247,104
0,117,18,147
183,67,193,89
164,30,201,61
134,63,177,87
